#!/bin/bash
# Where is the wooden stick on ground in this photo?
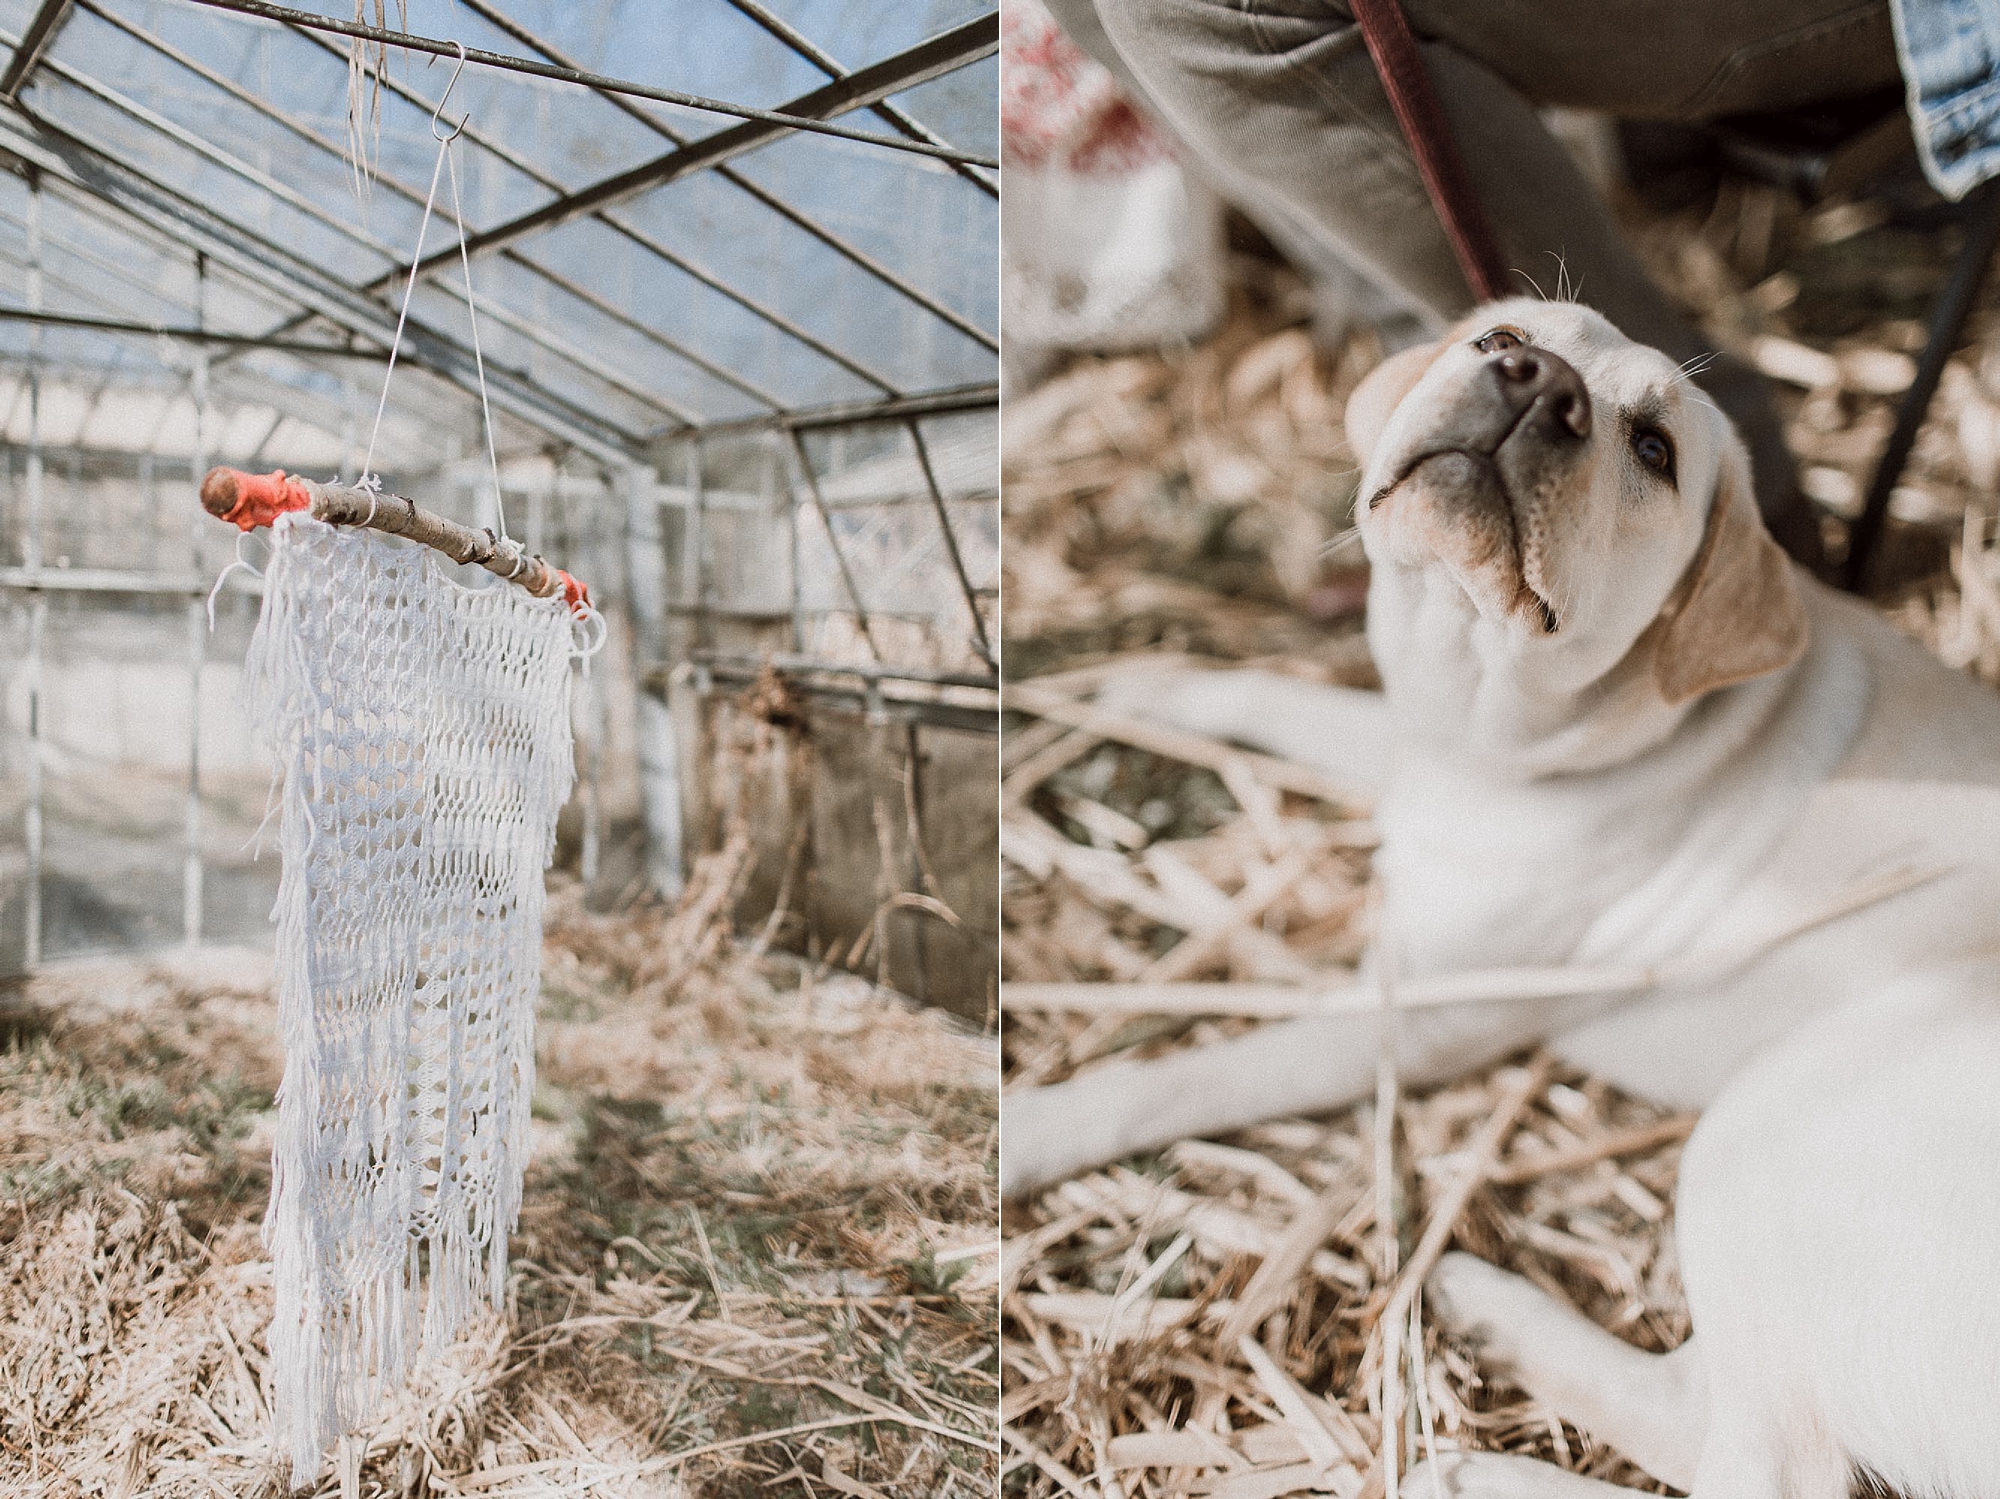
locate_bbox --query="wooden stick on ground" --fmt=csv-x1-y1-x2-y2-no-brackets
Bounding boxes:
1139,843,1321,983
1371,1054,1555,1337
1004,862,1954,1018
1002,681,1364,806
1490,1113,1697,1186
1215,1184,1368,1351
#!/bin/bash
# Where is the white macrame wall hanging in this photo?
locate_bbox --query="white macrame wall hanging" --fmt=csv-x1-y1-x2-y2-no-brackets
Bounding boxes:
195,49,608,1479
244,511,578,1480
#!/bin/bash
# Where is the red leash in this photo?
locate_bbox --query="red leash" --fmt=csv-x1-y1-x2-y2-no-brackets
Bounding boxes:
1349,0,1512,303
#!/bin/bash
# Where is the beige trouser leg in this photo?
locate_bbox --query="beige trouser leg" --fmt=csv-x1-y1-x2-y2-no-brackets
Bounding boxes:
1042,0,1902,560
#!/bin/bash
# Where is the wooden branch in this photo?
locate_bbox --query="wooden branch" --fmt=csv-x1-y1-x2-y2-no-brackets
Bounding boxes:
198,466,588,607
1001,681,1366,807
1370,1054,1553,1334
1002,864,1954,1019
1000,962,1659,1018
1214,1184,1368,1351
1489,1114,1697,1186
1138,843,1320,983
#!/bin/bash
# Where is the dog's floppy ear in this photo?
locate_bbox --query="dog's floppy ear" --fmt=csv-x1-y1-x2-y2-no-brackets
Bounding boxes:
1653,442,1809,706
1345,340,1441,467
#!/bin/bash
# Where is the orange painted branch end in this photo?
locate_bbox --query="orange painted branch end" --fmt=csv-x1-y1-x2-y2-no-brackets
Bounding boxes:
200,467,315,531
553,568,590,612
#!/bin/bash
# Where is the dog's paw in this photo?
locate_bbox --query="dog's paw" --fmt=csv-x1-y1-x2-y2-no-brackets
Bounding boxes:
1425,1252,1542,1376
1405,1452,1620,1496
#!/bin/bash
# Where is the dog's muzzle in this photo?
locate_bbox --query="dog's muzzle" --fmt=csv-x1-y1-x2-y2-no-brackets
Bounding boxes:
1367,344,1590,634
1489,345,1590,443
1444,344,1592,456
1369,344,1591,511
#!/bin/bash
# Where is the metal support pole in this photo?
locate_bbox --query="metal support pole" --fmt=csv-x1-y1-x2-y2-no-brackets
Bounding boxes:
23,176,45,969
183,255,208,950
687,441,710,650
1844,177,2000,591
23,184,43,570
903,720,931,1008
786,429,882,663
23,601,42,970
623,463,683,897
779,431,804,653
179,0,999,168
141,449,158,552
555,453,600,885
905,417,993,667
0,0,76,101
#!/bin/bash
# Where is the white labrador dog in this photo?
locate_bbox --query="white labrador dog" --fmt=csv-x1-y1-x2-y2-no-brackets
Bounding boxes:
1002,300,2000,1496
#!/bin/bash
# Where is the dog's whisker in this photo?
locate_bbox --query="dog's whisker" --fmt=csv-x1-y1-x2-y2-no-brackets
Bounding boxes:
1675,352,1721,383
1546,251,1574,304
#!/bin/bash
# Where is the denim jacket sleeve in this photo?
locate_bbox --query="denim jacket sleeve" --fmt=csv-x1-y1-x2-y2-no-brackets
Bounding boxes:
1894,0,2000,198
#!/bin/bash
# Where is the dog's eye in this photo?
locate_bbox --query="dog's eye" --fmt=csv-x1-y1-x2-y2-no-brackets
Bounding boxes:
1632,426,1676,480
1474,327,1524,354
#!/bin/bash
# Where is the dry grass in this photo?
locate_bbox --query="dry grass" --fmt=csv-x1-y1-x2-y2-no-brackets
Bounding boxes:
0,899,997,1498
1000,178,2000,1496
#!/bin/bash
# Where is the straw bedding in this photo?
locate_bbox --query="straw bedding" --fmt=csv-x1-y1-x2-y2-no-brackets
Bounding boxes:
0,888,997,1497
1000,179,2000,1495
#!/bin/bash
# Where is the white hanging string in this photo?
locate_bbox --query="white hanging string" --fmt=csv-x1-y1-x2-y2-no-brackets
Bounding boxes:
356,40,509,548
570,599,609,670
206,529,264,630
444,129,507,542
357,126,448,489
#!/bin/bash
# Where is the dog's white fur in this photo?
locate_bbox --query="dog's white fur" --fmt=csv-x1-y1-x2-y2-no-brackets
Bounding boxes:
1002,301,2000,1495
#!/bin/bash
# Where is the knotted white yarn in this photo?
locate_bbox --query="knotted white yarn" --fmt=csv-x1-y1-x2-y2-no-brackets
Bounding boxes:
245,513,575,1483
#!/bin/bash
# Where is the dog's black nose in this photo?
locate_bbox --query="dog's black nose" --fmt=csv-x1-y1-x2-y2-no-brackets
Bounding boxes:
1488,347,1590,440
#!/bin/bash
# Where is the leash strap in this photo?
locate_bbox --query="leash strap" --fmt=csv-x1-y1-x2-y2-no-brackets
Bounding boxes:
1348,0,1512,302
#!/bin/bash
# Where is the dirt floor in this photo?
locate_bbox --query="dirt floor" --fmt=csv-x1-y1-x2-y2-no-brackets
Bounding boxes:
0,879,998,1499
999,166,2000,1496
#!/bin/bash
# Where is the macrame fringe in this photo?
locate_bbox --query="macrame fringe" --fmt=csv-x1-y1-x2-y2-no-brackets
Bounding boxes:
247,514,574,1484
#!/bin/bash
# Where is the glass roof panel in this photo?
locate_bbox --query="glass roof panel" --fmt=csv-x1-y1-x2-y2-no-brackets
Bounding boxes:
527,213,886,410
20,70,400,282
886,51,998,158
98,3,560,231
440,252,779,423
0,0,996,449
613,144,994,396
719,116,997,341
235,0,676,186
751,0,990,82
403,275,680,438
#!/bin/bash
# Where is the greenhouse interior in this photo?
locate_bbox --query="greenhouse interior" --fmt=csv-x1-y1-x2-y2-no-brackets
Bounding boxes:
0,0,1001,1017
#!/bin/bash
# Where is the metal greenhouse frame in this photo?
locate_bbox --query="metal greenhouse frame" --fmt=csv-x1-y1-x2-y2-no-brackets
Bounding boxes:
0,0,999,1010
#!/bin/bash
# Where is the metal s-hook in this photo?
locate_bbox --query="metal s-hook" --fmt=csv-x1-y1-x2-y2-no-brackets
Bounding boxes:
430,41,469,142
